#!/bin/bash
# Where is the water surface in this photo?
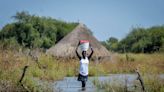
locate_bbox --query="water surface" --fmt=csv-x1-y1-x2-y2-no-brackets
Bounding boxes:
53,74,164,92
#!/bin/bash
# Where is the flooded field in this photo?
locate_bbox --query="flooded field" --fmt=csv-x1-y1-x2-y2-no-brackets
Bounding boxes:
53,77,98,92
53,74,164,92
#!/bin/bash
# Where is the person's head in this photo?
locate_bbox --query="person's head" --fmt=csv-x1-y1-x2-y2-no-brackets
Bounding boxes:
82,51,87,58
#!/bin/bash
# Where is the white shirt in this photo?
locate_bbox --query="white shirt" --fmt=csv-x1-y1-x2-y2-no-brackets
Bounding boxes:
79,57,89,76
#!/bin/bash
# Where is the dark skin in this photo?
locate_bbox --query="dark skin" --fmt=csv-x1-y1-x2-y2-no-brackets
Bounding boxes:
76,41,93,89
76,41,94,60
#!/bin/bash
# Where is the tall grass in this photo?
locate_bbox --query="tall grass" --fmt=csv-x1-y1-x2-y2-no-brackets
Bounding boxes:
144,74,164,92
92,74,164,92
94,53,164,74
92,53,164,92
0,49,80,91
93,79,126,92
0,49,164,91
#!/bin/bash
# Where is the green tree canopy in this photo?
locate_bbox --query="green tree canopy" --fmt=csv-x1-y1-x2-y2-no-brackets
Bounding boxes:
102,25,164,53
0,11,78,49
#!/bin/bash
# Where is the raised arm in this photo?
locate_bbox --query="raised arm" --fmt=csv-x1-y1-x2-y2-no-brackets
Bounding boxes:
88,46,94,60
76,42,81,60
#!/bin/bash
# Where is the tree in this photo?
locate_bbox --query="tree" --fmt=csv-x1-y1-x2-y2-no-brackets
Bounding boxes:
102,25,164,53
0,11,78,49
102,37,119,52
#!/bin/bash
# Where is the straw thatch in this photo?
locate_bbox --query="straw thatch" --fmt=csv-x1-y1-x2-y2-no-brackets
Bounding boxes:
47,23,110,59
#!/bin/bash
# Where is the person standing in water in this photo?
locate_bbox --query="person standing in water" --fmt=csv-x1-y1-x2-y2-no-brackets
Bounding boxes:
76,41,94,90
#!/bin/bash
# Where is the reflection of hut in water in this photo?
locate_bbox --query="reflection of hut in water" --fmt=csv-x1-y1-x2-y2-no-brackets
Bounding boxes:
47,23,110,60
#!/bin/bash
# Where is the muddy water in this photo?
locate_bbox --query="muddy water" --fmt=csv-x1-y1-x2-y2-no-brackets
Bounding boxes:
53,74,164,92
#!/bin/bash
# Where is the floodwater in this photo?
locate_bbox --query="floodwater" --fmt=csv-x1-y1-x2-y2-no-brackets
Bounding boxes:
53,77,98,92
53,74,164,92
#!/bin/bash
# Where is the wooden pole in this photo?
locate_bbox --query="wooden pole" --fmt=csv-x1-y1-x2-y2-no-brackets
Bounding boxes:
18,65,30,91
19,65,28,83
135,68,145,92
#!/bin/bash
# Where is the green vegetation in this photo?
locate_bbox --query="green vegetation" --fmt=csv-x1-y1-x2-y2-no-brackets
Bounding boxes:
102,26,164,53
0,11,78,49
144,75,164,92
0,11,164,91
93,78,126,92
91,53,164,74
0,49,164,91
92,53,164,92
93,75,164,92
0,49,79,91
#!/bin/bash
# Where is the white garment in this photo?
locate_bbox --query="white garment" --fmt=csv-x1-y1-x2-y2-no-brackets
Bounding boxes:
79,57,89,76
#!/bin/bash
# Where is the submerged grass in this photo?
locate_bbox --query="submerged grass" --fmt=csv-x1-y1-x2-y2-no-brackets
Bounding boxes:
92,78,126,92
144,74,164,92
92,74,164,92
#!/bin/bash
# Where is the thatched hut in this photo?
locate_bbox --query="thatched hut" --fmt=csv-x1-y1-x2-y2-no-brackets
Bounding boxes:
47,23,110,59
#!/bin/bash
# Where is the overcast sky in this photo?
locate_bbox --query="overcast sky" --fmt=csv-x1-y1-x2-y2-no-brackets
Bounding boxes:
0,0,164,41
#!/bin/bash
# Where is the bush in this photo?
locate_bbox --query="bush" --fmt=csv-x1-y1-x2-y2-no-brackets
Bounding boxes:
0,11,78,49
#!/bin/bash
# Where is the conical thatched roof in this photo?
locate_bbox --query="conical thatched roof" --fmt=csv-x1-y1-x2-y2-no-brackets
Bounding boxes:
47,23,110,58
